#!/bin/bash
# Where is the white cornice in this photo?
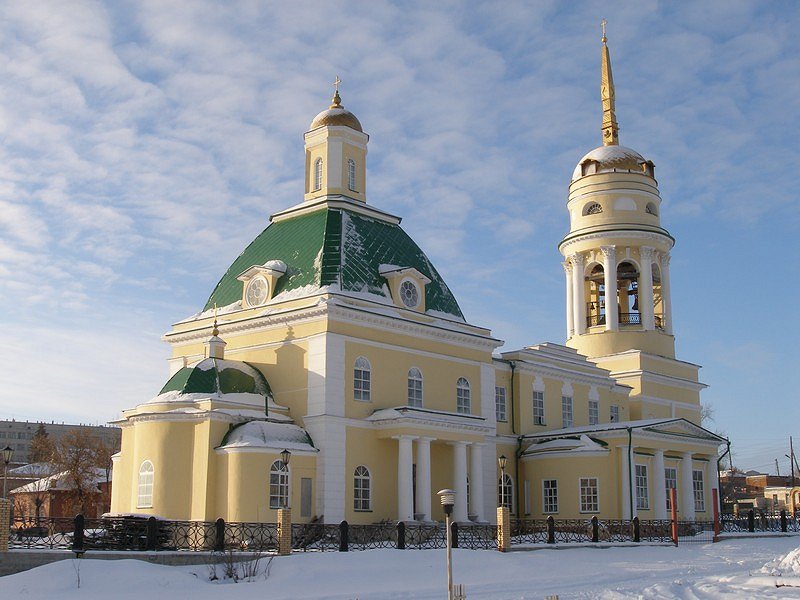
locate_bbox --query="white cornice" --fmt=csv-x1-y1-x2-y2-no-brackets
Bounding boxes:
522,449,609,461
494,354,631,393
215,446,318,456
559,229,674,254
270,195,401,225
591,350,703,370
609,369,708,392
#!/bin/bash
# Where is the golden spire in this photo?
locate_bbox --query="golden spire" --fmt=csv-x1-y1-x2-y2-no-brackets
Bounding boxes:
600,19,619,146
212,303,219,337
330,75,343,108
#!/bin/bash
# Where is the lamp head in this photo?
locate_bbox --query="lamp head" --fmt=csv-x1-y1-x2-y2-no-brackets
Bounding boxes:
437,488,455,516
498,455,507,471
280,448,291,467
2,446,12,465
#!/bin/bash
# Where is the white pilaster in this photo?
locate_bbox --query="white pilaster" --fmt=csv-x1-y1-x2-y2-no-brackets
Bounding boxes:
680,452,696,522
469,443,485,521
451,441,469,522
395,435,417,522
563,261,574,337
415,437,434,521
570,253,586,335
639,247,655,330
620,444,635,519
600,246,618,331
661,253,673,334
653,449,667,520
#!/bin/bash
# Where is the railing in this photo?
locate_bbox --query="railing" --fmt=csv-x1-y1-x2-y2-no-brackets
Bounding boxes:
586,313,663,328
619,312,641,325
586,314,606,327
721,510,800,533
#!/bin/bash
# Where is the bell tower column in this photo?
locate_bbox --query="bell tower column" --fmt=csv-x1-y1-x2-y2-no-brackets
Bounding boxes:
661,254,673,335
570,253,586,335
600,246,618,331
639,247,655,330
563,261,574,337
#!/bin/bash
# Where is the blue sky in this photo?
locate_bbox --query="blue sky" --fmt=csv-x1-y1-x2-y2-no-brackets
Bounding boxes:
0,1,797,473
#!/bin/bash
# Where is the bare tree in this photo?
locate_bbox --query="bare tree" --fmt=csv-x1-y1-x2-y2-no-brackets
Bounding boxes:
51,428,101,515
29,424,55,464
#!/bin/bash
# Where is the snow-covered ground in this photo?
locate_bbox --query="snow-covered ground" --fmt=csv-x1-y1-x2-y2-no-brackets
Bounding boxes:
2,537,800,599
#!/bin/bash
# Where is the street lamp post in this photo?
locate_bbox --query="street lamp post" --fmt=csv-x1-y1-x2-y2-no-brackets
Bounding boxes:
438,489,456,600
498,455,508,508
2,445,14,499
280,448,291,508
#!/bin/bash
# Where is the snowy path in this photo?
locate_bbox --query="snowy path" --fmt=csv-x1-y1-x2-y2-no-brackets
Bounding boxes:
1,537,799,599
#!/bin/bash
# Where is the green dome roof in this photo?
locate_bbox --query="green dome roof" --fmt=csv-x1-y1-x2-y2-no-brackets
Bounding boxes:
204,206,464,319
159,358,273,399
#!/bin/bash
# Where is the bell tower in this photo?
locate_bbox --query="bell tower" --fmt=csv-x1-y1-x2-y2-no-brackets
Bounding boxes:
558,24,704,424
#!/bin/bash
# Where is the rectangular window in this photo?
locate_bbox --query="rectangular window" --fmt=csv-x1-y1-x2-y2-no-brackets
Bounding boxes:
588,399,599,425
533,390,545,425
301,478,312,518
610,405,619,422
495,386,507,422
693,469,705,511
543,479,558,513
561,396,573,428
635,464,649,510
579,477,599,513
524,480,531,515
665,467,677,510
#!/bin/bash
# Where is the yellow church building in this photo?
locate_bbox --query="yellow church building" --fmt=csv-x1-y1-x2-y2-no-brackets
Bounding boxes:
110,34,726,526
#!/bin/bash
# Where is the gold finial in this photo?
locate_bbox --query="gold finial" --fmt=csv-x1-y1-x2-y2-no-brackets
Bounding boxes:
212,302,219,336
600,20,619,146
330,75,343,108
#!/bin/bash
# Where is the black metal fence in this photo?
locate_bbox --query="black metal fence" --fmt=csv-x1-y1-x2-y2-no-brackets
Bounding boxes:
8,510,798,553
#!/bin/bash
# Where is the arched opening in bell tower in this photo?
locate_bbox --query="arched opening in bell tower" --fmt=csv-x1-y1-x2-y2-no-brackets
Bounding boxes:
617,261,640,325
586,264,605,327
652,263,664,330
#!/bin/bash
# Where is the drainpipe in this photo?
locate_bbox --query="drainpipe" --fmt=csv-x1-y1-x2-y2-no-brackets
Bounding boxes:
627,427,634,519
509,361,517,435
717,441,731,514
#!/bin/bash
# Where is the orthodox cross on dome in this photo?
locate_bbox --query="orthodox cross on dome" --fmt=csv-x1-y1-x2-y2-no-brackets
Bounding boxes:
600,20,619,146
330,75,343,108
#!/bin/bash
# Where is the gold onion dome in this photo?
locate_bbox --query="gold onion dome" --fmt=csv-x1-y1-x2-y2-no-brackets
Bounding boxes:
309,89,363,132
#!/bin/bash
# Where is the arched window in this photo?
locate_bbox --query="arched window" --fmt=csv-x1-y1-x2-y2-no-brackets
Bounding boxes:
314,158,324,191
407,367,423,407
586,263,605,327
617,261,640,325
456,378,470,414
498,473,513,512
354,465,371,511
137,460,154,508
583,202,603,215
348,158,357,191
354,357,371,402
269,460,289,508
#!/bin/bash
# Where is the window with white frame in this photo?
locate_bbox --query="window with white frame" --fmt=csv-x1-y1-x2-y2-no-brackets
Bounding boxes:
543,479,558,513
407,367,423,407
499,473,513,512
693,469,705,511
635,464,649,510
588,399,599,425
495,386,507,422
269,460,289,508
354,357,371,402
610,404,619,422
137,460,154,508
314,158,323,191
561,395,573,427
579,477,599,513
665,467,677,510
354,465,371,511
348,158,357,191
533,390,545,425
456,378,471,414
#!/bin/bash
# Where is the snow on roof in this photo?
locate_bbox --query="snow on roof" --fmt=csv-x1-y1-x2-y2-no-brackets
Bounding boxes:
523,418,726,443
11,468,108,494
522,435,608,457
9,462,54,477
219,421,316,452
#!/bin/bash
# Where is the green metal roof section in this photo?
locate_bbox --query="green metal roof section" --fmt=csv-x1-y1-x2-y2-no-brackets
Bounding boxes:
203,206,463,318
158,358,273,399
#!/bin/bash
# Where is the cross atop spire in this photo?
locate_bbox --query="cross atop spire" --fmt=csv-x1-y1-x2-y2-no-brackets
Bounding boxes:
600,21,619,146
601,18,607,43
330,75,343,108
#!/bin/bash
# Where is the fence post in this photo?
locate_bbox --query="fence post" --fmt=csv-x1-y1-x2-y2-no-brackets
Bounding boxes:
145,516,158,551
546,516,555,544
339,520,349,552
780,510,787,533
670,488,678,546
591,516,599,543
632,517,640,543
451,521,459,549
214,518,225,552
496,507,510,551
0,498,10,552
396,521,405,550
73,514,85,554
712,489,720,542
747,509,755,533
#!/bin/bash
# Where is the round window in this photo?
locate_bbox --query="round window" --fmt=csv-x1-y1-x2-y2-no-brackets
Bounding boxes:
399,279,420,308
245,277,269,307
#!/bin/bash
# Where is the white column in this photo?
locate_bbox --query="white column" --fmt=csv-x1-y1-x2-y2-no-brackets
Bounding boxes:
600,246,618,331
395,435,416,522
451,441,469,522
639,247,655,330
570,253,586,335
680,452,696,522
469,443,485,521
661,254,673,335
415,437,434,521
653,449,667,520
563,261,574,337
620,445,633,519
